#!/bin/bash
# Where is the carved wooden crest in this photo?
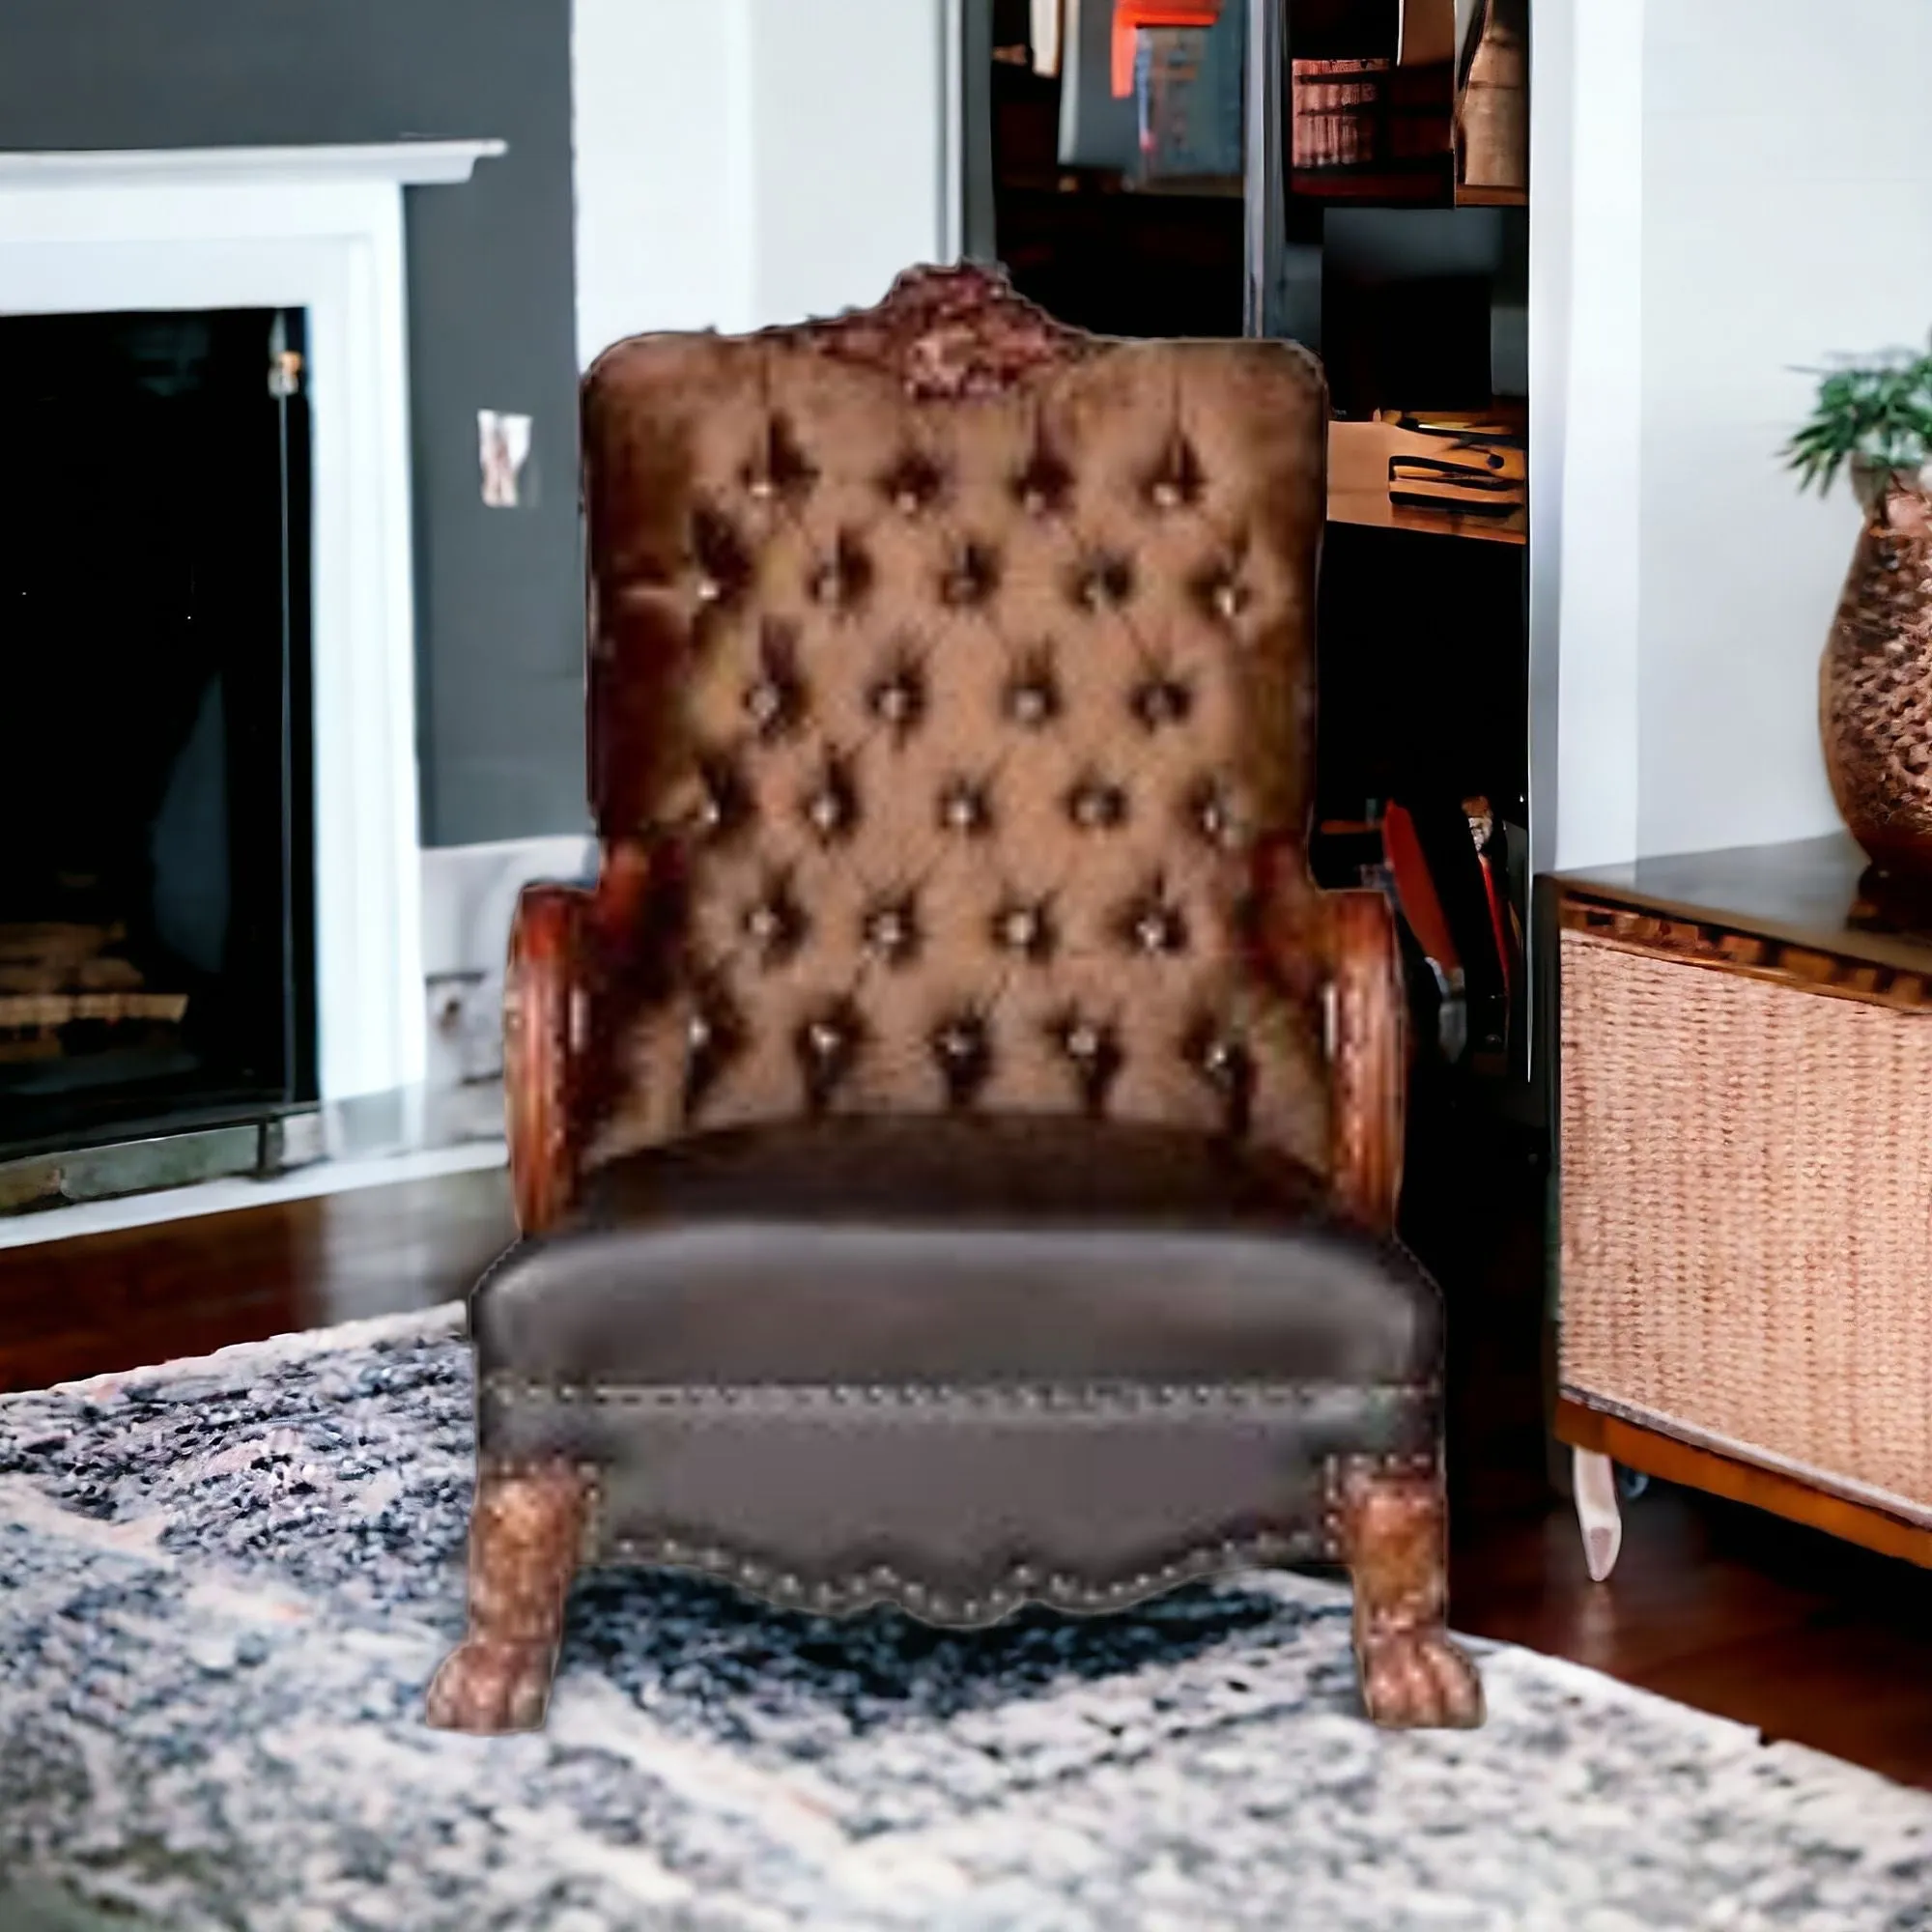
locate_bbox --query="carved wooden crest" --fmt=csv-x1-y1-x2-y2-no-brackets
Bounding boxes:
781,263,1095,400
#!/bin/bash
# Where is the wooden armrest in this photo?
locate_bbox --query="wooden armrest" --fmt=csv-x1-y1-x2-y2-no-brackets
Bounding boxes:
504,840,656,1235
504,882,590,1235
1254,838,1406,1230
1323,887,1407,1232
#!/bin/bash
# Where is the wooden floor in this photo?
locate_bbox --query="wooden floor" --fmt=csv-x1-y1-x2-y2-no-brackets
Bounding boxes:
3,1091,1929,1792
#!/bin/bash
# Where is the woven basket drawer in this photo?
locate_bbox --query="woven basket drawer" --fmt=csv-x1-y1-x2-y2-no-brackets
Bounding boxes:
1559,925,1932,1521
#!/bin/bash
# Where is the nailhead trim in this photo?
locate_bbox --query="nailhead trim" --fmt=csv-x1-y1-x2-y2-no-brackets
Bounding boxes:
585,1523,1319,1622
472,1463,1336,1619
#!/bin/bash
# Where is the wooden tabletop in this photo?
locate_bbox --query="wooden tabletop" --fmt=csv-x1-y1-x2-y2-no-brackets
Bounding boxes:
1552,833,1932,977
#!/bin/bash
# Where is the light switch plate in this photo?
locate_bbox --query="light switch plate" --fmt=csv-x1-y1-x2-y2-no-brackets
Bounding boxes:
478,410,533,508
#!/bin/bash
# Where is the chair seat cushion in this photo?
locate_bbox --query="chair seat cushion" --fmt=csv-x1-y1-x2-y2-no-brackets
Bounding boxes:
470,1117,1440,1621
471,1115,1439,1389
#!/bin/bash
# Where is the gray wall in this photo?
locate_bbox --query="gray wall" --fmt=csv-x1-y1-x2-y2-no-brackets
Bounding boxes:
0,0,586,847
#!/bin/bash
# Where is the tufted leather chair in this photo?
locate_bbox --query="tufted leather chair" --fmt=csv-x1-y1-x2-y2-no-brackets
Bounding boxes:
425,266,1483,1736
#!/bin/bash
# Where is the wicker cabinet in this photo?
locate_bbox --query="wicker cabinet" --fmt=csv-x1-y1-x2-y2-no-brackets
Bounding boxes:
1550,836,1932,1579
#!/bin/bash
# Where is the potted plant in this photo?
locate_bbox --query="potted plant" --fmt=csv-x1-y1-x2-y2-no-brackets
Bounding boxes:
1788,342,1932,885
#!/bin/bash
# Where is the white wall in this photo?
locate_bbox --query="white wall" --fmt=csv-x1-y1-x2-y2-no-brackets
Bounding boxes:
1532,0,1644,874
1635,0,1932,859
1543,0,1932,867
571,0,952,368
747,0,952,327
571,0,756,356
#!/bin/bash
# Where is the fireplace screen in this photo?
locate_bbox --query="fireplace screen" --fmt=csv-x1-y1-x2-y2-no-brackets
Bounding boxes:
0,307,316,1157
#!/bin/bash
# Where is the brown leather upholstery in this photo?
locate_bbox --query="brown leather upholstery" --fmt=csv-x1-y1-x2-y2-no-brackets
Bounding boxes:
476,1115,1436,1389
578,266,1331,1173
472,1123,1436,1625
452,268,1457,1668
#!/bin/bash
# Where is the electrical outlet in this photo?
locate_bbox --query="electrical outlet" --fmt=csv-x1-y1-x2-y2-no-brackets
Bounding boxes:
425,971,502,1086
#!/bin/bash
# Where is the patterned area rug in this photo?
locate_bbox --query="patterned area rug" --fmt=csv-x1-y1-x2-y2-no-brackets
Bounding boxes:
1,1304,1929,1932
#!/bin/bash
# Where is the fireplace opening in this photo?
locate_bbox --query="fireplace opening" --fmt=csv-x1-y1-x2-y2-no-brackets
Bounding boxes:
0,307,316,1160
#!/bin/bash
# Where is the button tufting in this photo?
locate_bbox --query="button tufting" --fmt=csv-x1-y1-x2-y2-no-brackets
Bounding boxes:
810,534,872,610
867,661,926,734
1012,446,1074,517
1053,1011,1123,1110
1197,1033,1252,1088
801,757,860,842
1188,778,1240,847
1074,554,1135,612
1131,676,1193,730
744,620,807,740
744,415,817,503
1066,776,1128,832
1004,663,1062,728
682,985,747,1119
689,508,751,609
937,776,994,837
930,1010,994,1104
1185,1017,1256,1131
862,896,922,964
742,884,808,964
881,451,946,516
794,1001,864,1110
1146,436,1206,511
1127,895,1189,956
940,542,999,609
742,668,805,738
992,898,1055,960
689,754,753,842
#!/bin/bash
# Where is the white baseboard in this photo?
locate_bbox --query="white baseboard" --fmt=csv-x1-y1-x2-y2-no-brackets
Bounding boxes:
0,1138,507,1253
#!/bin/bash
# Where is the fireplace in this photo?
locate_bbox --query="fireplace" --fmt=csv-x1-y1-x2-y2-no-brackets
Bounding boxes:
0,142,503,1201
0,306,316,1158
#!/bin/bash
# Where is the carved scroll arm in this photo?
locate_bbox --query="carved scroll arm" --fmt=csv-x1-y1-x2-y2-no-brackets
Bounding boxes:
1254,838,1407,1232
504,840,657,1236
1322,887,1407,1232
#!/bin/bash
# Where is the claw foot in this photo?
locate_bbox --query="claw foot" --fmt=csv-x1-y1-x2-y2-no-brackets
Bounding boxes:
425,1635,560,1734
1360,1629,1487,1730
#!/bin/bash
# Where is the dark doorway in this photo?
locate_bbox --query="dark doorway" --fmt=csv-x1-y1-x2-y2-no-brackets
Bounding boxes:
0,307,316,1158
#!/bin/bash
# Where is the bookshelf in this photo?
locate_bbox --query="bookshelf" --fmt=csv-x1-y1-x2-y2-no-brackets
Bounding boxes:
980,0,1530,1076
1246,0,1529,1074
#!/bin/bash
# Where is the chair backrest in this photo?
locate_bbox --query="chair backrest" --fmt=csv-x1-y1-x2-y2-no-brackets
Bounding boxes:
580,264,1332,1173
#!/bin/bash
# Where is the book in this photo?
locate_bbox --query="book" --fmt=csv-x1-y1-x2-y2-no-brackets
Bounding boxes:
1291,58,1389,171
1133,7,1246,184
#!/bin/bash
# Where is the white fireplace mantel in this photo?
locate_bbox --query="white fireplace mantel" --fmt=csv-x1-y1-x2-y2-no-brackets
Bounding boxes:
0,140,504,1101
0,140,505,190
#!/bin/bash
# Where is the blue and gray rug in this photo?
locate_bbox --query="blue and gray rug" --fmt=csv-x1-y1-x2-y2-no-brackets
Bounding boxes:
1,1302,1928,1931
